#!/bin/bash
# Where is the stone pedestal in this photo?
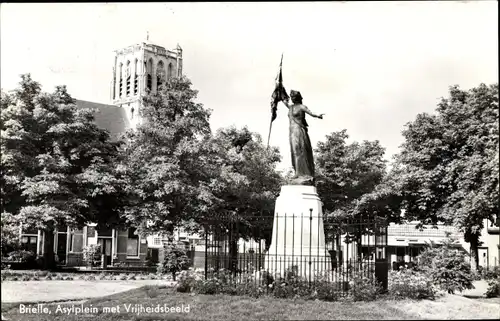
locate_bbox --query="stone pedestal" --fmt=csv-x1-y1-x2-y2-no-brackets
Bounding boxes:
265,185,330,279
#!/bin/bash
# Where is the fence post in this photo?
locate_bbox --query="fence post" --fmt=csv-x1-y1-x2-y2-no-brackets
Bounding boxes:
204,228,208,280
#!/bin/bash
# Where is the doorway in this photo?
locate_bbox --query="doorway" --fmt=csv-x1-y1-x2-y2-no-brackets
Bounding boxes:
56,234,67,265
98,238,112,268
478,247,489,269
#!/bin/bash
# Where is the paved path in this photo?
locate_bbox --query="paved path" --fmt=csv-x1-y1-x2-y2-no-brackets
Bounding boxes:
459,280,489,298
1,280,175,303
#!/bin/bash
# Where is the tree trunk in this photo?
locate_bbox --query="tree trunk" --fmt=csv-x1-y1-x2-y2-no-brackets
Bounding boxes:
465,229,480,272
229,240,238,273
468,233,480,272
42,229,56,270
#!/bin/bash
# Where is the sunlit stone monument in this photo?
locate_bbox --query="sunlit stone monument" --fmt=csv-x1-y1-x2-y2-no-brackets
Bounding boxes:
265,90,329,279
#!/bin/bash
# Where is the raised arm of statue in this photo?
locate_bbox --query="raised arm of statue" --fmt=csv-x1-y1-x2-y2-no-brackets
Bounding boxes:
282,98,290,109
302,105,324,119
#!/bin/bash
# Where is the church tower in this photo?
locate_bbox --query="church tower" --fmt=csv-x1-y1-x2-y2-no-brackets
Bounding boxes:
110,36,183,129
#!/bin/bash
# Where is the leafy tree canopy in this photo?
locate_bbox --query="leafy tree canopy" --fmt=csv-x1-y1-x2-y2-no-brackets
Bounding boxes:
1,74,126,233
315,129,391,222
393,83,498,232
389,83,499,267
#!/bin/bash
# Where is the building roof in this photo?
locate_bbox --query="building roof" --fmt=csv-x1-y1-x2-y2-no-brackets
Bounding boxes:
388,223,460,238
75,100,129,139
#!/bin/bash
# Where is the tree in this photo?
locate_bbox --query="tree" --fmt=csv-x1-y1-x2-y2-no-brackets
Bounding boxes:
391,83,499,270
1,212,21,256
158,241,190,281
1,74,126,268
208,126,282,261
314,130,394,261
417,234,474,294
315,129,389,221
121,76,217,236
210,126,282,219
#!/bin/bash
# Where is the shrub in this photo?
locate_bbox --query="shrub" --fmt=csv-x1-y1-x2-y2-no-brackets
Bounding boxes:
158,241,190,281
313,281,341,302
485,278,500,298
189,267,341,302
176,268,204,293
260,270,274,286
482,266,500,280
349,271,382,301
21,274,31,281
194,278,222,295
389,267,436,300
417,237,474,294
82,244,101,267
232,282,264,298
84,275,96,281
7,250,36,263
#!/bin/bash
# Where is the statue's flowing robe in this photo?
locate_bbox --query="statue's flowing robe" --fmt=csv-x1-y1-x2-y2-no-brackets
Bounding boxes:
288,105,314,177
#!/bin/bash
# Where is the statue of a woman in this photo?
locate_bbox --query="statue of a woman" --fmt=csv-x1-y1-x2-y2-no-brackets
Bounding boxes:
282,90,324,185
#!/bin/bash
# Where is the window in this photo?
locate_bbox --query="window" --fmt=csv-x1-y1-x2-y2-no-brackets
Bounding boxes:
157,61,165,89
87,226,96,238
127,228,139,257
119,63,123,97
69,231,83,252
153,237,161,246
146,58,153,92
134,59,138,95
167,63,173,79
21,236,37,252
21,236,37,244
126,61,131,96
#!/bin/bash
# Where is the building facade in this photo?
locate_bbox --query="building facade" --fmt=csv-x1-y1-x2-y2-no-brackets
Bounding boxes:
20,224,148,268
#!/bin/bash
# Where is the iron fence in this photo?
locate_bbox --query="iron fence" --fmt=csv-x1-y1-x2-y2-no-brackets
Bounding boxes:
202,212,388,296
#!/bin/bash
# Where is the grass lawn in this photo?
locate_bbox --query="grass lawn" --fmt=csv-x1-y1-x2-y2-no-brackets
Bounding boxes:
2,286,499,321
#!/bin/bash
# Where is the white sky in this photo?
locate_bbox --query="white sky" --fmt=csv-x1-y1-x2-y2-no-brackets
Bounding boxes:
1,2,498,170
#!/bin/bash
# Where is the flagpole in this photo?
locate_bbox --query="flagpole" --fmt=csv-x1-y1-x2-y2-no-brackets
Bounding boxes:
266,117,273,148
